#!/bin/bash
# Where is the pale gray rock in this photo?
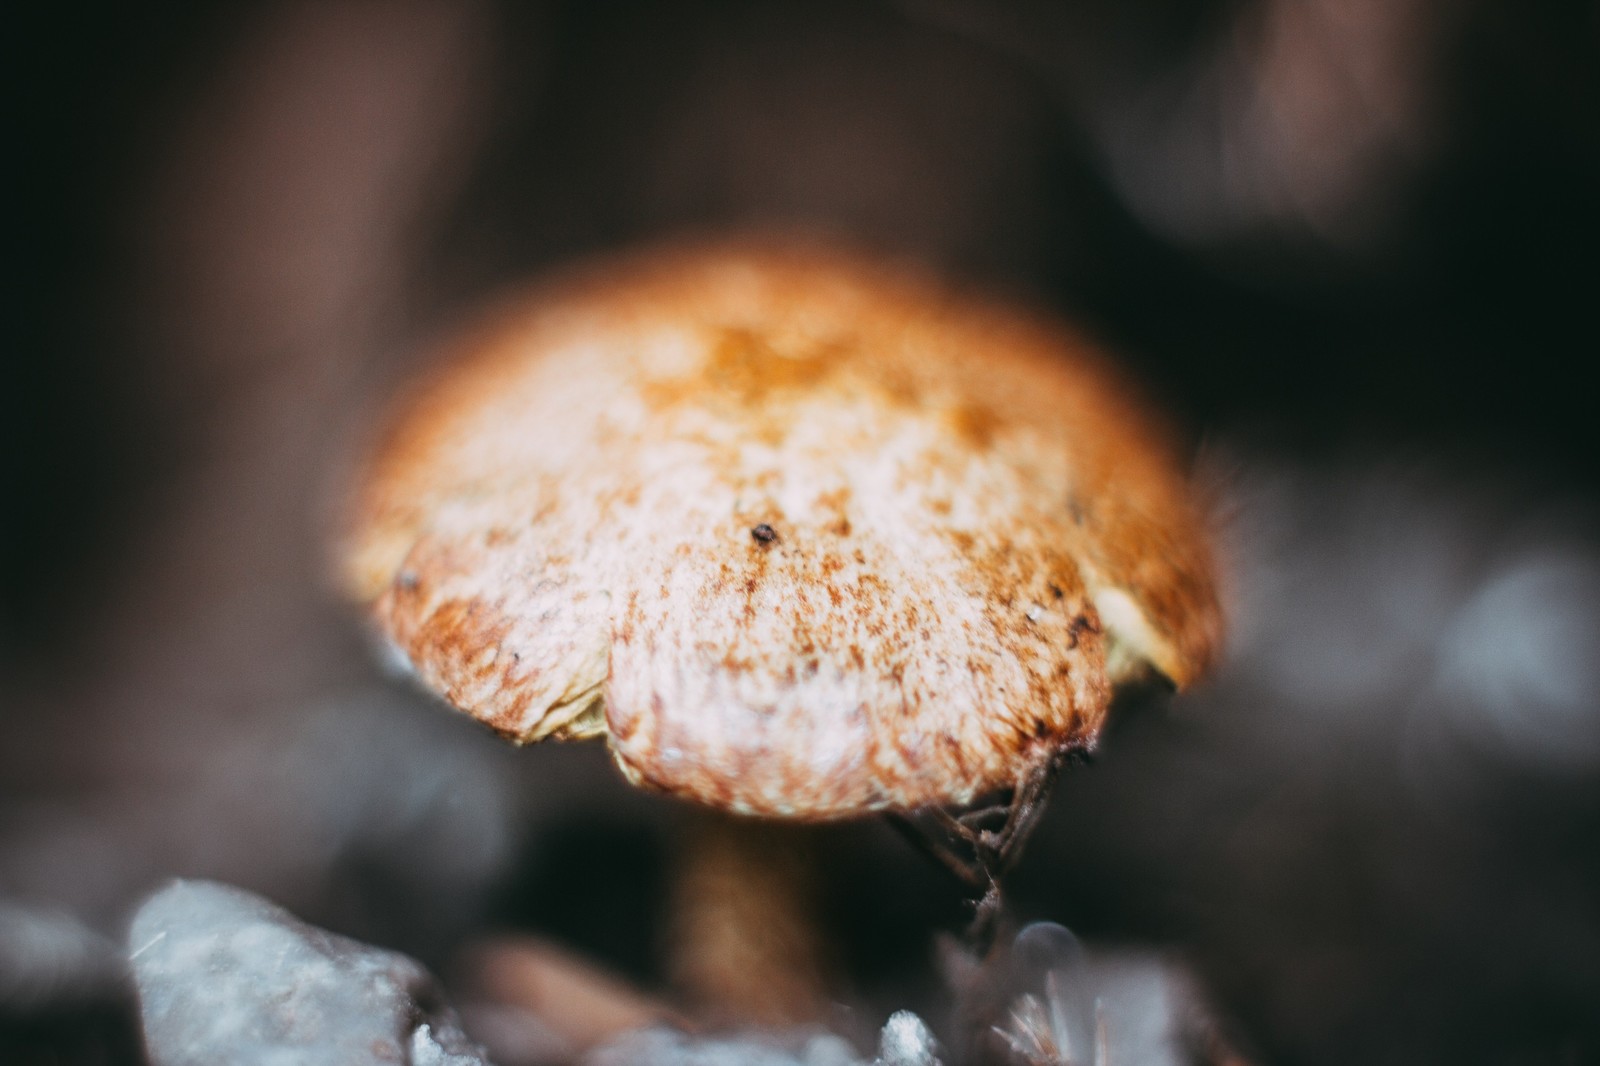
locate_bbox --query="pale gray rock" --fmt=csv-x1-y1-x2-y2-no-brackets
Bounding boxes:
585,1027,863,1066
584,1011,943,1066
129,879,491,1066
874,1010,942,1066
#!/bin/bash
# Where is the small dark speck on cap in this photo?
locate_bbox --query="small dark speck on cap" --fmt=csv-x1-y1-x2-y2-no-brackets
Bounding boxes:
751,523,778,544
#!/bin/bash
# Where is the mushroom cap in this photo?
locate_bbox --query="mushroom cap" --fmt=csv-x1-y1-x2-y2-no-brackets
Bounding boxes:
343,242,1221,819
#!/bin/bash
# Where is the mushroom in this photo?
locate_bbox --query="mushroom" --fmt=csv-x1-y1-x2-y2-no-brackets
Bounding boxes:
339,240,1221,1022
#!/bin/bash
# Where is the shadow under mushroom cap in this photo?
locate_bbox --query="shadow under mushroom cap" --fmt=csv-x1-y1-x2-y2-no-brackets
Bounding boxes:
342,242,1221,819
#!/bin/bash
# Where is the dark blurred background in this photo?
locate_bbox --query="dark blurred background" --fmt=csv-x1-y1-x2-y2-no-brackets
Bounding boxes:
6,1,1599,1063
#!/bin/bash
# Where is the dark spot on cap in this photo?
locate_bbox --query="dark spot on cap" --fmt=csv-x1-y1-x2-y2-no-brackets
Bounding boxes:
1066,613,1099,648
751,523,778,544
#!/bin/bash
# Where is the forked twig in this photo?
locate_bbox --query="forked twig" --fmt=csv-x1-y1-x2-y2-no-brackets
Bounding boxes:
886,750,1069,947
886,812,987,890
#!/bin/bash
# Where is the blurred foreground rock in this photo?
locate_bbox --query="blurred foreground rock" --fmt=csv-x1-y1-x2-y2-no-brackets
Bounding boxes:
0,899,141,1063
585,1009,941,1066
1,899,125,1015
129,879,490,1065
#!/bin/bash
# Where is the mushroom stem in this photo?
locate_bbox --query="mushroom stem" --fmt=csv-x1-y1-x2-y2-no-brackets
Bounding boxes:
665,811,833,1026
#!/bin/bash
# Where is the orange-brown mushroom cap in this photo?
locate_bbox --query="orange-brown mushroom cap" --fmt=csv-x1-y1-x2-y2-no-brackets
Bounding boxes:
342,242,1221,819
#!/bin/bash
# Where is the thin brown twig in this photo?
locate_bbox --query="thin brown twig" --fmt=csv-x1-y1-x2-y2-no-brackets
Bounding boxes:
885,812,987,890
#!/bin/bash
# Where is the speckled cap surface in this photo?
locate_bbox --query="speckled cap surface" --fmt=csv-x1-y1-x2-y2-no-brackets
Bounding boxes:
342,242,1220,818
